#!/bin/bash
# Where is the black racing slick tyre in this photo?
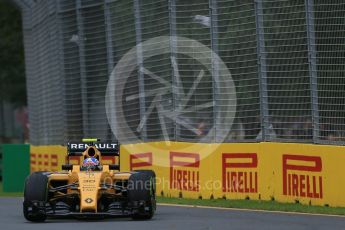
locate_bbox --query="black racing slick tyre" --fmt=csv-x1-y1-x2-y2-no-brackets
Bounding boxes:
134,170,156,196
128,171,156,220
23,172,49,222
134,170,156,179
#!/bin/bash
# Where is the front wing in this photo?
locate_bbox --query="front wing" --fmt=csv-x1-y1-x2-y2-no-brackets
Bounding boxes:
24,200,152,219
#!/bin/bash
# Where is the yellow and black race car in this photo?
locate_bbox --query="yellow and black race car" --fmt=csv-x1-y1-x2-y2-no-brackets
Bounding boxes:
23,139,156,222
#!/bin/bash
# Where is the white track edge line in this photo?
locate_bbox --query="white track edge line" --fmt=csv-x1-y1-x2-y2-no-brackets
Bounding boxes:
158,203,345,218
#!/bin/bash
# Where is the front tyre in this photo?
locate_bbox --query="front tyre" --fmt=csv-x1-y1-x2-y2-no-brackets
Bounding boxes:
128,171,156,220
23,172,49,222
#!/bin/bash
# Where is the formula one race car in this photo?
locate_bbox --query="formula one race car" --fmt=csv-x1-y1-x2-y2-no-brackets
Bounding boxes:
23,139,156,222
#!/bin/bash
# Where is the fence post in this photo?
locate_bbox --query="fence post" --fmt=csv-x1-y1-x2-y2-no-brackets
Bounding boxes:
76,0,89,138
168,0,179,141
305,0,319,143
209,0,220,142
104,1,115,76
104,0,116,141
133,0,147,141
254,0,269,141
56,0,67,144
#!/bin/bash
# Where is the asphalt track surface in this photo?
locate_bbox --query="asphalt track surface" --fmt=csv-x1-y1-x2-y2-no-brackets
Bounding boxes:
1,198,345,230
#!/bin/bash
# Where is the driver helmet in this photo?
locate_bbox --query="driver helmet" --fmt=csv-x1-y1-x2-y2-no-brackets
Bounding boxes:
81,157,100,171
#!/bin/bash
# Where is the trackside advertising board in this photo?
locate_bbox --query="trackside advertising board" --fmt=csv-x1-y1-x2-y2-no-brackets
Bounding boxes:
31,142,345,207
30,145,66,172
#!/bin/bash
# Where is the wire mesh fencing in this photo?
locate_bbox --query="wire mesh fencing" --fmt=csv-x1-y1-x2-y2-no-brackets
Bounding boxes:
14,0,345,145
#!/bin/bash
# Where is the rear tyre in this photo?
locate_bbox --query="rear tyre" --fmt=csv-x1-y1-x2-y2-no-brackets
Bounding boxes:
23,172,49,222
128,171,156,220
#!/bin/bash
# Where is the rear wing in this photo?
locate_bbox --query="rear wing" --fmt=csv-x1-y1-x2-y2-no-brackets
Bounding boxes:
67,142,119,156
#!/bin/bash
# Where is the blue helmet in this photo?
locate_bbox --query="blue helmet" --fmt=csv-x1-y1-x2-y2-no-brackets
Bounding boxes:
81,157,100,171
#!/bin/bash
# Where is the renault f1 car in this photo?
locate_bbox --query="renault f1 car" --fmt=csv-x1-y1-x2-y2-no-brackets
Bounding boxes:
23,139,156,222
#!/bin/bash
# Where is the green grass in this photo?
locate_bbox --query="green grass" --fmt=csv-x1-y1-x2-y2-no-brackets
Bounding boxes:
0,182,23,197
157,196,345,216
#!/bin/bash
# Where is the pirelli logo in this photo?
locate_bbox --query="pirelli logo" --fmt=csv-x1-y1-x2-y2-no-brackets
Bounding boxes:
283,154,323,199
222,153,258,193
30,153,58,172
170,152,200,192
129,152,153,170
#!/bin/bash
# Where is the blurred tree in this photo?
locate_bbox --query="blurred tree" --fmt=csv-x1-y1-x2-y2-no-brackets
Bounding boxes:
0,0,26,106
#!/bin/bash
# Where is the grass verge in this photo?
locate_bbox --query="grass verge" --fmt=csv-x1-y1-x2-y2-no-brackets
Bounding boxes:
0,182,23,197
157,196,345,216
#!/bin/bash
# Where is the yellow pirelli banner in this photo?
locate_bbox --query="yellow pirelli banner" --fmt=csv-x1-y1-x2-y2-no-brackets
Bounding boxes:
120,142,345,207
31,142,345,207
30,145,66,172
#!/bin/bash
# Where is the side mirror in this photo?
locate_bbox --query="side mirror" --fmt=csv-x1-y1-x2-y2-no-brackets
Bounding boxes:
109,164,120,170
62,164,73,171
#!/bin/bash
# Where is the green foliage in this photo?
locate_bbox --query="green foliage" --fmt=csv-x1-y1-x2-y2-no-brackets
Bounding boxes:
0,0,26,106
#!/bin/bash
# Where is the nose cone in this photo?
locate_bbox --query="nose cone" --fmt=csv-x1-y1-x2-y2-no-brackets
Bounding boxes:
78,172,102,212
